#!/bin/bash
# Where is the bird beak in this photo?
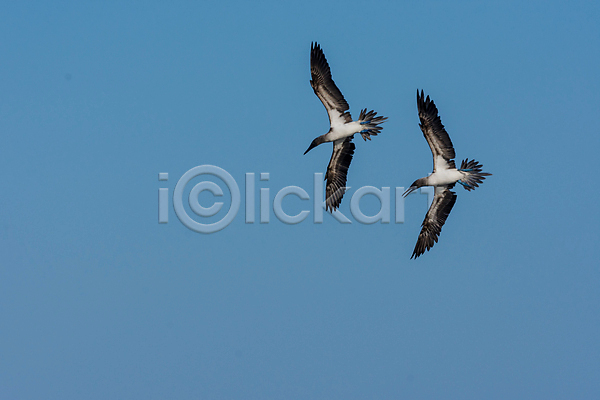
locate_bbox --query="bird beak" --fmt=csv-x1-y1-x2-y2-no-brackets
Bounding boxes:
304,140,318,155
403,186,418,197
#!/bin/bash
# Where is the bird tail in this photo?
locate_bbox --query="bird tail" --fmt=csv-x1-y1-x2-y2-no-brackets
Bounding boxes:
457,159,492,191
357,109,387,141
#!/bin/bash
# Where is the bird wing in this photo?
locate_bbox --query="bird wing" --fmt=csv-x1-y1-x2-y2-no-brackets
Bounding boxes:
417,90,456,172
411,185,457,259
325,137,355,212
310,42,352,126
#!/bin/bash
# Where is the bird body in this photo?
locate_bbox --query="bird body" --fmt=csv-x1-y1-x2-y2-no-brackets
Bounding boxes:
308,121,366,147
304,42,387,212
404,90,491,259
422,168,465,187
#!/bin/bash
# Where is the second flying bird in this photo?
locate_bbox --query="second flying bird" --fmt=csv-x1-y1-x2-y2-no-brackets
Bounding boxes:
304,42,387,212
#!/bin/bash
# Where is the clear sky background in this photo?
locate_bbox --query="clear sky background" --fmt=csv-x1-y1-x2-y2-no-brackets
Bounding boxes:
1,1,599,399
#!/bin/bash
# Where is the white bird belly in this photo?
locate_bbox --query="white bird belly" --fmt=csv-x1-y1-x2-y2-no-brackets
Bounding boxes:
428,169,464,186
328,122,361,141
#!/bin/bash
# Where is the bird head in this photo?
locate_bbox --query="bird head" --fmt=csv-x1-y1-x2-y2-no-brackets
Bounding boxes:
303,136,326,155
403,178,426,197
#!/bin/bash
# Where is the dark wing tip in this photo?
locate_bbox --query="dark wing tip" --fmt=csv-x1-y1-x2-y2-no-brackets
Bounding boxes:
310,42,324,62
417,89,439,119
310,42,330,80
417,89,424,104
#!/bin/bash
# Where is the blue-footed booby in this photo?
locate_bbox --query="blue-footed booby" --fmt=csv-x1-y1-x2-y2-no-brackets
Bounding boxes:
404,90,491,259
304,42,387,212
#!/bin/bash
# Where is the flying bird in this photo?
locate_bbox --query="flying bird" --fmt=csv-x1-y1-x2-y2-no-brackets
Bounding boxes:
404,90,491,259
304,42,387,212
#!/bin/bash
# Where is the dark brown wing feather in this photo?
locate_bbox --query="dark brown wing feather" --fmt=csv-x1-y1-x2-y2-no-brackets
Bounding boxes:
411,186,457,259
417,90,456,171
311,43,352,125
325,137,355,212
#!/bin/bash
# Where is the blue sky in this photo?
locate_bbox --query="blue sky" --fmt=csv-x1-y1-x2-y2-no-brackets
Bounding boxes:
1,1,599,399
